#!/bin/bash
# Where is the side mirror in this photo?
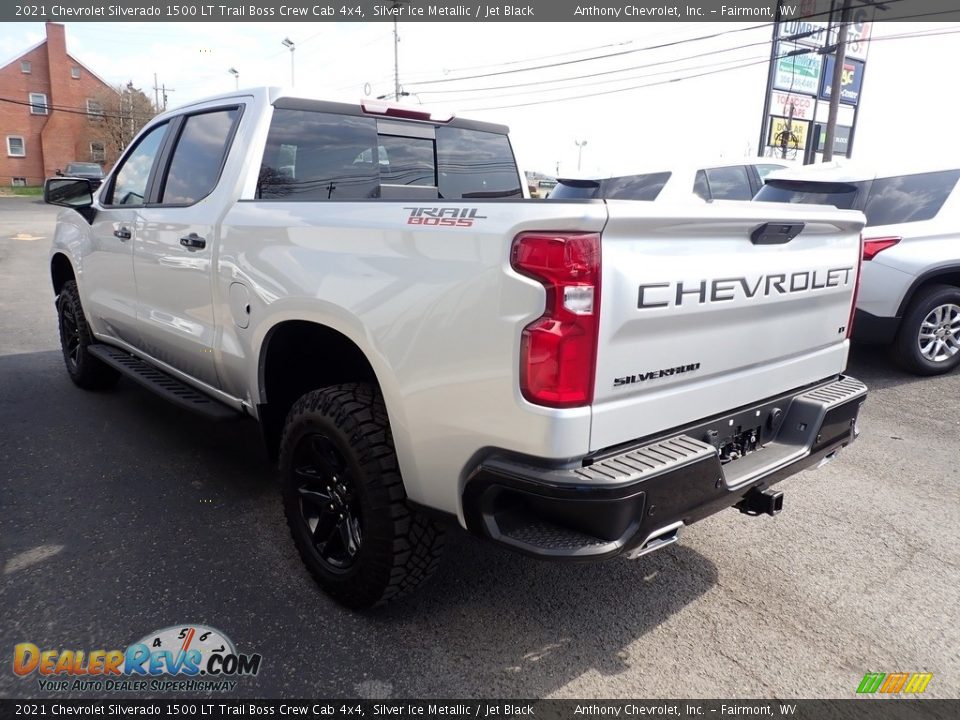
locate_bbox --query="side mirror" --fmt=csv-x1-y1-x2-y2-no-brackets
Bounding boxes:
55,169,63,176
44,177,94,209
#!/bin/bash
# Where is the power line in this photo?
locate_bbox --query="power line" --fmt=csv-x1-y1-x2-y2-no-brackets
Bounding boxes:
408,0,907,87
456,25,960,113
0,95,156,123
394,24,717,83
434,53,770,106
415,36,771,97
423,5,955,105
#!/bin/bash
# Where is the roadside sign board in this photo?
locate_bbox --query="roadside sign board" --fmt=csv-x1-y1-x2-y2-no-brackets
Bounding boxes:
773,43,823,96
770,91,816,121
815,123,852,155
820,56,865,106
843,8,872,61
777,18,830,48
768,116,811,151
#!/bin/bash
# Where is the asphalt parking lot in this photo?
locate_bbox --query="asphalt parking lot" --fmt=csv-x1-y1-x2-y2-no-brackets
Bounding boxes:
1,195,958,700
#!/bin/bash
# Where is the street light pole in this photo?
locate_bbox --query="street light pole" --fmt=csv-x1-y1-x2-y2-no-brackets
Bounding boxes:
282,38,296,86
228,67,239,90
575,140,588,171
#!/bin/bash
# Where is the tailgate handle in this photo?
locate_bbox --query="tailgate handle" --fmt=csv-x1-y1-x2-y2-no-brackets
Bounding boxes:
750,222,804,245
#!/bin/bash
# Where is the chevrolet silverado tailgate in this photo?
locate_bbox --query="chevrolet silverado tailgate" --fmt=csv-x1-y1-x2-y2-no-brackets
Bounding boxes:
590,200,865,452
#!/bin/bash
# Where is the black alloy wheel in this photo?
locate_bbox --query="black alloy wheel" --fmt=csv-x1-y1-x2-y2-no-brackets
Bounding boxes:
293,432,364,572
59,299,82,372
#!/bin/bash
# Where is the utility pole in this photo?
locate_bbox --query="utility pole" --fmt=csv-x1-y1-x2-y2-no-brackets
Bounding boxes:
757,3,783,158
153,74,174,112
390,0,411,100
575,140,587,172
126,81,135,144
823,0,852,162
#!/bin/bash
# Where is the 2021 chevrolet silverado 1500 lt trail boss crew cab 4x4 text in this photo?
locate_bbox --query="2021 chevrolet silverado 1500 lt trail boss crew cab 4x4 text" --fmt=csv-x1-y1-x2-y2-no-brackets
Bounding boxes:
44,88,867,608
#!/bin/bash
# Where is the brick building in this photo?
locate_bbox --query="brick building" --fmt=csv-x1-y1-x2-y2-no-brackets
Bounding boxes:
0,22,116,187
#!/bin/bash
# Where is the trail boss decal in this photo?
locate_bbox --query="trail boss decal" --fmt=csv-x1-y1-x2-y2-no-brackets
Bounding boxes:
638,267,853,309
404,207,486,227
614,363,701,387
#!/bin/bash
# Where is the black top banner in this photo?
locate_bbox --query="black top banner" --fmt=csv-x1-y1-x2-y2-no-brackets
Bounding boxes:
0,700,956,720
4,0,960,23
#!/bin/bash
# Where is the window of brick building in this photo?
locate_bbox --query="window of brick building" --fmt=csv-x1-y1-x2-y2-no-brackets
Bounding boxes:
86,99,104,118
28,93,48,115
71,66,81,79
21,60,31,74
90,142,105,162
7,137,26,157
12,177,27,187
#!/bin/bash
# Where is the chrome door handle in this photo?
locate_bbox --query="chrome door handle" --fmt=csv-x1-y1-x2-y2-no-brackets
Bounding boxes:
113,228,131,240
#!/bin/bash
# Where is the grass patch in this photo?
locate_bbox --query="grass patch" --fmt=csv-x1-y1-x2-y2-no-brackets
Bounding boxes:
0,186,44,197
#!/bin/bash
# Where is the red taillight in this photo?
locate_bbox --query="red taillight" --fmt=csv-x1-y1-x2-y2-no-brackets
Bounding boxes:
847,234,865,339
862,235,901,261
511,232,601,408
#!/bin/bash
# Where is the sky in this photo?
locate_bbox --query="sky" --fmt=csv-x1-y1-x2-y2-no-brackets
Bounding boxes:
1,19,957,177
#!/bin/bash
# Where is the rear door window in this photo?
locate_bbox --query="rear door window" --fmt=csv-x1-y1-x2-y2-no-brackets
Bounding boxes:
704,165,753,200
862,170,960,226
258,110,380,200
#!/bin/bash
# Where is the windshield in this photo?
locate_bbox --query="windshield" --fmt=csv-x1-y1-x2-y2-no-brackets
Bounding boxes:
66,163,103,176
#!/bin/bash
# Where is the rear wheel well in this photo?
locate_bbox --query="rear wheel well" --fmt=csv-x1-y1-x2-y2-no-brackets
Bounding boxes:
899,270,960,316
51,254,75,297
259,321,378,460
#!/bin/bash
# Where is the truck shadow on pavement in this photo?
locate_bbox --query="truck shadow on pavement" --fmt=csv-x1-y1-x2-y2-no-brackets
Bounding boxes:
1,349,718,699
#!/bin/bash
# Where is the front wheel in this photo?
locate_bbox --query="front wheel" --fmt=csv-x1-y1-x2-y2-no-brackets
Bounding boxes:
57,280,120,390
893,284,960,376
279,383,445,609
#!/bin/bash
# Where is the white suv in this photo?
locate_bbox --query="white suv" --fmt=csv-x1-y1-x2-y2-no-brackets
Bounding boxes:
756,161,960,376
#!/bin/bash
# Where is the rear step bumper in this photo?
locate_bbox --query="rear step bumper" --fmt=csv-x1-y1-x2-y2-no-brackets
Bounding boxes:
462,375,866,560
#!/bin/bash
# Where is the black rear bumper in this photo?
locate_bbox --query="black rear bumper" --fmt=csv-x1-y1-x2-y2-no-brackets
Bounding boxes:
462,375,867,560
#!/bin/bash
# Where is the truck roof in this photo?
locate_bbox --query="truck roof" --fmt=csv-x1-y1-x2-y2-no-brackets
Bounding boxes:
158,86,510,136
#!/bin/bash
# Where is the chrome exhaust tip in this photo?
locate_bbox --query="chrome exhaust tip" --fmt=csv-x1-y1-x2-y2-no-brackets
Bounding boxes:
624,521,683,560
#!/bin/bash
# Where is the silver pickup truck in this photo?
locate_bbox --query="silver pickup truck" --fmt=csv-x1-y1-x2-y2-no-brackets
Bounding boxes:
44,88,867,608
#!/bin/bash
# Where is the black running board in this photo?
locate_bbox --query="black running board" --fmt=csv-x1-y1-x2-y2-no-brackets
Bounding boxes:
88,344,240,420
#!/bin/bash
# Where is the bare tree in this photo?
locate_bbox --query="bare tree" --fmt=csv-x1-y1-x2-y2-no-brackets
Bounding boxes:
83,82,157,169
